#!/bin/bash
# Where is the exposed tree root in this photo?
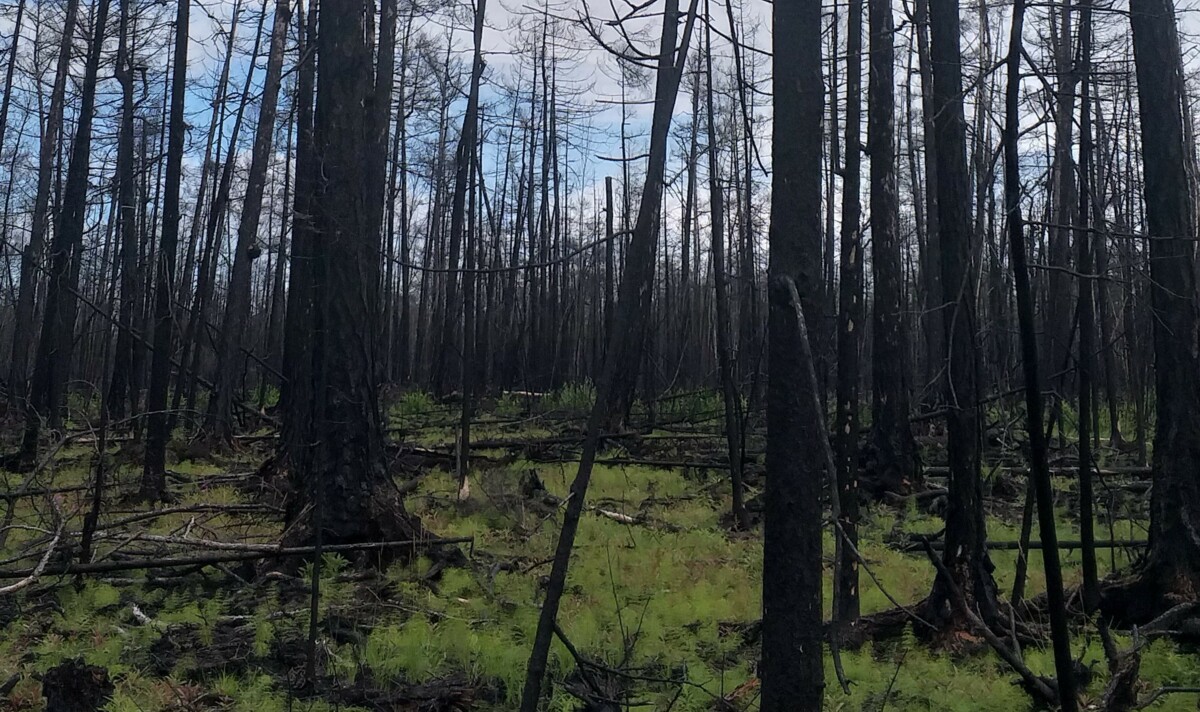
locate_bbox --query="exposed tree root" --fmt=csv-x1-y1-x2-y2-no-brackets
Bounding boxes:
1099,568,1200,629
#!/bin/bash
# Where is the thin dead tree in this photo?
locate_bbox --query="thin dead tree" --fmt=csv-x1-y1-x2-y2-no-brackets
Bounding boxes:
205,0,292,440
1001,0,1079,705
518,0,700,705
833,0,864,623
140,0,191,502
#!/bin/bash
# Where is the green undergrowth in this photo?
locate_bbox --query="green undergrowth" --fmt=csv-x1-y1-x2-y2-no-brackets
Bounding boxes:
398,461,1195,711
1,425,1196,710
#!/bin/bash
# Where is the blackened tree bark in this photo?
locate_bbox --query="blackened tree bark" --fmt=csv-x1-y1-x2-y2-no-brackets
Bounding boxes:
366,0,397,246
20,0,113,460
0,0,24,197
263,115,293,396
704,3,747,530
368,0,398,386
434,0,488,397
140,0,190,502
926,0,997,628
280,0,317,421
518,0,699,705
914,0,942,405
1114,0,1200,620
1044,0,1077,420
599,11,697,427
1075,0,1100,613
761,0,825,704
868,0,917,499
450,0,487,500
1001,0,1079,705
205,0,292,439
9,0,80,411
833,0,863,623
280,0,429,548
106,0,143,422
396,10,415,383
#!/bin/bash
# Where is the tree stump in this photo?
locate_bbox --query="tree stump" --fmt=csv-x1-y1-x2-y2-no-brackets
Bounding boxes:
42,659,113,712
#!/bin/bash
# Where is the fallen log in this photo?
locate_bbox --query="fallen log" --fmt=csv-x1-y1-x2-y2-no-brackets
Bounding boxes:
900,538,1147,552
0,536,474,578
924,465,1151,478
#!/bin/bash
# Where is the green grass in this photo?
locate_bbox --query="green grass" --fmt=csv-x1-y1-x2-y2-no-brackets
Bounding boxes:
0,403,1195,711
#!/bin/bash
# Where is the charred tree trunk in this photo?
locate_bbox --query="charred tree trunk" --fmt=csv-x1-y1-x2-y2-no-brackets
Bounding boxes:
433,3,487,397
704,8,747,531
868,0,917,497
205,0,291,439
833,0,864,623
1115,0,1200,620
280,0,317,419
140,0,190,502
453,0,487,498
761,0,826,704
20,0,113,459
8,0,80,412
914,0,942,406
106,0,143,422
280,0,430,549
1002,0,1079,705
926,0,997,628
518,0,699,704
1075,0,1100,613
0,0,23,162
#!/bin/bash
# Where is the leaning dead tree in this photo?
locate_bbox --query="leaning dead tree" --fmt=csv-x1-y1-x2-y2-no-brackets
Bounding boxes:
1001,0,1078,705
205,0,291,441
519,0,699,706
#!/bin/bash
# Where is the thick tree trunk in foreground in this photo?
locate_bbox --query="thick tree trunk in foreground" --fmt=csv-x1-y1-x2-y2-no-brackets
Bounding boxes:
280,0,429,549
761,0,826,705
1115,0,1200,620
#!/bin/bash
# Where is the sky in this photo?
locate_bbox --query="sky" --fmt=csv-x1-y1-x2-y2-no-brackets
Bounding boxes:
3,0,1200,259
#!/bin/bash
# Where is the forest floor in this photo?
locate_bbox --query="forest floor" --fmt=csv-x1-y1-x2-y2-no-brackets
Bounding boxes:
0,389,1197,711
